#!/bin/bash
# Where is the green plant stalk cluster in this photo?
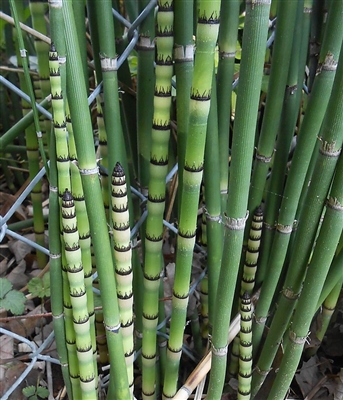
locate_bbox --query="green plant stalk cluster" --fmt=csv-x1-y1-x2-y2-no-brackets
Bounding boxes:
216,0,240,211
49,44,70,198
142,1,174,397
49,41,82,399
63,248,81,399
10,0,47,269
96,0,129,186
70,162,97,390
136,0,155,194
252,0,343,355
48,147,73,398
238,292,253,400
174,0,194,203
255,0,307,284
63,1,130,398
206,0,271,397
252,31,343,396
48,40,73,399
246,0,298,237
29,0,51,147
61,190,96,399
111,162,134,394
267,148,343,400
163,1,221,397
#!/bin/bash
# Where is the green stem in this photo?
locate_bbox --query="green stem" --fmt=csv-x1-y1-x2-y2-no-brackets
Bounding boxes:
111,162,134,395
48,125,73,399
174,0,194,209
267,149,343,400
246,0,299,241
62,190,97,399
252,25,343,396
163,1,221,397
252,0,343,365
206,0,271,397
142,1,174,397
62,1,130,397
216,0,240,212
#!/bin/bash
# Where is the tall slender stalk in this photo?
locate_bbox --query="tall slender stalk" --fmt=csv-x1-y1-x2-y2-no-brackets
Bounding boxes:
252,0,343,355
62,1,130,397
49,44,70,198
70,162,97,391
174,0,194,206
29,0,51,147
252,29,343,396
267,151,343,400
136,0,155,195
241,206,263,296
163,2,221,397
206,1,271,397
62,190,97,400
142,2,174,397
95,0,129,179
255,0,308,287
246,0,299,239
237,293,253,400
204,72,222,329
48,104,72,400
10,0,47,268
111,162,134,395
216,0,240,211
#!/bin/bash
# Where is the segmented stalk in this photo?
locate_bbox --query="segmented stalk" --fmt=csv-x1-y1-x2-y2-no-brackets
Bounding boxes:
246,0,299,236
65,101,77,162
136,0,155,192
251,1,343,381
111,162,134,394
62,190,96,400
96,96,110,217
10,0,47,269
29,0,51,147
216,0,240,211
206,0,271,396
49,42,76,398
241,206,263,295
141,1,174,398
238,292,253,400
204,71,223,331
174,0,194,206
49,44,70,198
163,2,221,397
48,80,72,400
231,206,262,378
70,162,97,390
267,155,343,400
252,24,343,395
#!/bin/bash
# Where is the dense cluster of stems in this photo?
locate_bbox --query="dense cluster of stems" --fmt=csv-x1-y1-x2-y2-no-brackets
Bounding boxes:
2,1,343,399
